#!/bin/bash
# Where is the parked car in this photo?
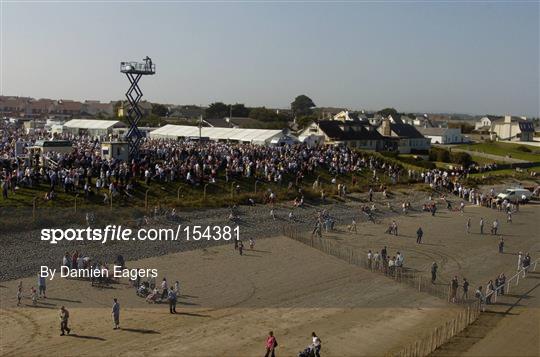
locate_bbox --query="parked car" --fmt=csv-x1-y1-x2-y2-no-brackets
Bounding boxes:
497,188,533,203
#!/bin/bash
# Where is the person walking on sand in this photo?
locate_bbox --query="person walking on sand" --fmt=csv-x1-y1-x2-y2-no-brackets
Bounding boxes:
264,331,278,357
480,218,484,235
60,306,71,336
491,219,499,235
349,218,357,233
517,252,523,271
451,276,459,303
462,278,469,301
31,287,37,305
466,218,471,234
486,280,494,304
475,286,485,307
38,273,46,298
310,332,322,357
112,298,120,329
499,273,506,295
416,227,423,244
498,237,504,254
17,285,22,306
238,241,244,256
168,288,177,314
160,278,168,300
431,262,438,284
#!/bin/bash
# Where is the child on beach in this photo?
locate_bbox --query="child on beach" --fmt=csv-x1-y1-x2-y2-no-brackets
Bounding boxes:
17,286,22,306
239,241,244,256
249,238,255,250
31,287,37,305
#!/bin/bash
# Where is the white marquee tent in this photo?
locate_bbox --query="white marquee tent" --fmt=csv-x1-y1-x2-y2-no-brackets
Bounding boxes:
149,124,297,145
62,119,126,137
64,119,124,130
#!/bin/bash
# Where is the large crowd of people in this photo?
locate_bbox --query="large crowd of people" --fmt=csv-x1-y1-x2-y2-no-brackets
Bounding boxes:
2,119,413,202
2,120,536,206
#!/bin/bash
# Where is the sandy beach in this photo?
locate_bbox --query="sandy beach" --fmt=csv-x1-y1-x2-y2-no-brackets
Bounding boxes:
1,187,539,356
1,236,460,357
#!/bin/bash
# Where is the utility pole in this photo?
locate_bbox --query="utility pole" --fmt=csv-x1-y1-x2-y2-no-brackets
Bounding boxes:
199,114,202,141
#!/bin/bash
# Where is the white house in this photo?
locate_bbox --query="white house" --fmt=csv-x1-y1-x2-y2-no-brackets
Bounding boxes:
417,127,466,144
298,120,383,150
333,110,361,122
475,116,499,131
491,116,534,142
414,114,435,128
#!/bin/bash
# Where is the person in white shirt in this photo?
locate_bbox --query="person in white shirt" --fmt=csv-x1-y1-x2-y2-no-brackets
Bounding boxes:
396,252,404,267
310,332,322,357
373,252,380,270
160,278,168,300
388,257,395,276
492,219,499,235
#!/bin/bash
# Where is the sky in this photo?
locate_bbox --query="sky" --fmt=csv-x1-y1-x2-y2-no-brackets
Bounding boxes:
0,1,538,117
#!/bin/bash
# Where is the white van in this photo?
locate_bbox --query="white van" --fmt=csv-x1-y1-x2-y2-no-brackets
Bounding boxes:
497,188,533,203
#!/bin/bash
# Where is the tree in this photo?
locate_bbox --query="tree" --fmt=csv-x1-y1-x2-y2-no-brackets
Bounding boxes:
429,147,450,163
151,103,169,117
291,95,315,117
240,120,288,130
450,152,472,167
249,107,290,122
296,114,318,129
377,108,398,117
205,102,229,119
231,103,250,118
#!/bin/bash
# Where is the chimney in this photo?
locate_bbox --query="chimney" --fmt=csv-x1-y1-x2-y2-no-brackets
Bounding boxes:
381,118,391,136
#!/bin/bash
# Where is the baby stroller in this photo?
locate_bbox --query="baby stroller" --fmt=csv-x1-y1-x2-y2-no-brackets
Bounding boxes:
136,283,149,297
298,346,321,357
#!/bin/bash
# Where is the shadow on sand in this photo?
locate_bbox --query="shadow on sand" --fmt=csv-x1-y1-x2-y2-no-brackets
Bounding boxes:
67,334,106,341
120,328,160,334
